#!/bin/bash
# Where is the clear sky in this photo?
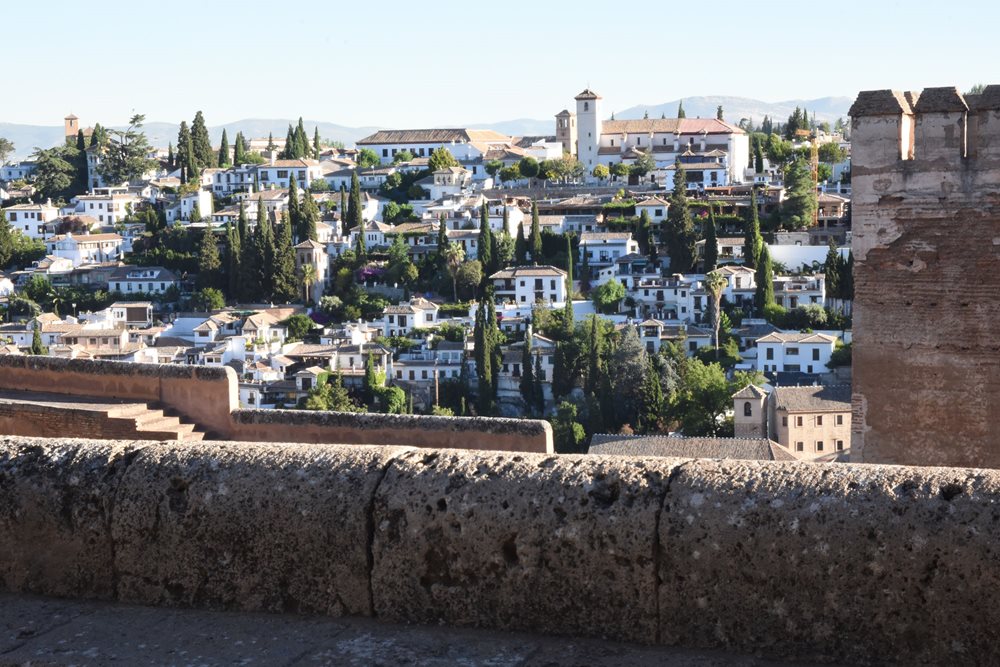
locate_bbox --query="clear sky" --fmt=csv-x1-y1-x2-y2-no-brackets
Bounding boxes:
5,0,997,128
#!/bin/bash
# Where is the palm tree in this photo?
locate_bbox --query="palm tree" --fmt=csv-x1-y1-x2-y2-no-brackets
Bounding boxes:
443,242,465,302
703,270,728,359
299,263,317,304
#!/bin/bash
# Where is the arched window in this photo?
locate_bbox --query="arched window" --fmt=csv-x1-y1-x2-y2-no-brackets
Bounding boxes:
743,401,752,417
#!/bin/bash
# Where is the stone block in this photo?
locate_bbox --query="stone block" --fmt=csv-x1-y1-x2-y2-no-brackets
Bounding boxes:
0,436,143,599
658,459,1000,664
371,449,679,643
112,442,409,616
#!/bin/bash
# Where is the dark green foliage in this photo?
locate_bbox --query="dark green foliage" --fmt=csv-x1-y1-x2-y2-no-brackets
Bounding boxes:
530,201,542,261
428,147,458,171
191,111,214,168
742,188,763,269
782,158,817,229
552,401,586,453
217,129,230,167
30,322,47,355
272,211,299,303
478,202,493,286
519,332,536,413
677,100,686,118
754,245,775,313
703,205,718,272
197,227,222,290
514,220,527,264
0,211,13,268
663,161,696,272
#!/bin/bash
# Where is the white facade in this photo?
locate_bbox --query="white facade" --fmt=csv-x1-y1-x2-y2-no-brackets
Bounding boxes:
756,332,838,374
578,232,639,267
3,202,59,239
491,266,568,306
257,159,324,189
45,233,123,267
109,266,180,295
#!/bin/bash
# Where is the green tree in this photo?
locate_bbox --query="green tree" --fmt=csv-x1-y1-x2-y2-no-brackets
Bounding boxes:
592,279,625,314
0,211,13,269
518,157,539,182
176,122,191,176
499,164,520,182
610,162,631,180
673,358,731,436
356,148,380,168
0,137,14,165
272,211,299,302
782,158,817,229
593,163,610,181
227,207,243,300
742,188,763,269
753,140,765,173
639,356,664,433
313,126,322,159
217,129,231,167
443,242,465,302
184,129,199,183
677,100,686,119
30,322,47,356
530,200,542,261
428,147,458,171
392,149,415,164
197,227,221,290
824,238,841,299
519,329,536,414
514,220,527,264
233,131,247,165
283,313,316,342
552,401,586,453
703,205,718,272
191,111,214,168
299,189,319,242
663,161,696,271
254,198,276,297
703,271,727,359
348,170,363,232
485,159,503,178
31,146,78,201
754,245,775,313
611,325,649,429
194,287,225,311
562,235,574,330
477,202,493,286
632,151,656,178
716,105,724,121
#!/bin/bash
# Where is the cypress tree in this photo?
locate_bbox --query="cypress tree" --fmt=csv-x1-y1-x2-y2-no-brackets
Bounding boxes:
282,125,296,159
288,176,301,240
226,216,241,300
840,252,854,301
30,322,47,355
233,132,245,165
639,356,663,433
824,238,841,300
272,211,299,302
677,100,686,119
530,200,542,261
76,129,86,151
177,121,191,179
514,220,527,264
754,245,775,313
313,127,321,159
218,129,231,167
255,197,276,298
198,227,221,290
300,191,319,242
563,235,574,332
519,327,536,413
184,131,199,183
754,141,765,174
533,352,545,416
0,211,14,269
296,117,309,158
167,142,174,170
743,188,763,269
703,204,719,272
584,315,603,395
339,185,348,226
486,290,501,404
266,132,276,151
663,161,696,272
348,170,363,231
240,208,260,303
478,202,493,285
437,213,448,259
191,111,214,168
474,299,493,414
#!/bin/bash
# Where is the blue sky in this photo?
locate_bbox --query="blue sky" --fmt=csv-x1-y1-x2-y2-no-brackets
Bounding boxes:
6,0,997,127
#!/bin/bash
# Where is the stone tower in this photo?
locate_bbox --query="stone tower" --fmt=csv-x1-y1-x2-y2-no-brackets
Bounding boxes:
733,385,767,438
64,114,79,142
850,85,1000,467
575,89,602,172
555,109,577,157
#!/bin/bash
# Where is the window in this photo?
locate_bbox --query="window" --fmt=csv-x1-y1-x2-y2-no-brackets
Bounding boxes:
781,416,788,427
277,170,288,178
812,348,820,361
836,415,844,425
584,102,589,111
816,441,824,452
796,442,804,452
796,416,803,427
816,415,823,426
408,370,415,380
655,209,663,217
688,341,697,352
421,370,428,380
743,402,752,417
766,348,774,360
787,347,799,356
382,149,388,157
836,440,845,451
550,280,556,290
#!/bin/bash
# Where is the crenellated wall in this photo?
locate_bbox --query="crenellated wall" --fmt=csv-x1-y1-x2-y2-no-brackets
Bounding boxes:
850,85,1000,467
3,435,1000,665
0,356,552,453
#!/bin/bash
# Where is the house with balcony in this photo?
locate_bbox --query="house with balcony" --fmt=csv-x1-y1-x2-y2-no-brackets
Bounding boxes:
490,266,568,306
46,232,123,267
3,201,59,239
108,266,180,296
773,275,826,310
755,332,838,375
256,159,324,190
578,232,640,269
380,298,440,337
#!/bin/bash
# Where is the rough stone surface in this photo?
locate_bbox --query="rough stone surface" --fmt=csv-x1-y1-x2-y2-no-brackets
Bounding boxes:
0,437,143,600
371,449,679,643
0,594,814,666
112,442,410,616
851,84,1000,467
659,459,1000,665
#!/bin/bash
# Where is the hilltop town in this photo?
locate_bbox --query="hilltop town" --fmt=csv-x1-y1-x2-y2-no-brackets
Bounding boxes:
0,89,854,457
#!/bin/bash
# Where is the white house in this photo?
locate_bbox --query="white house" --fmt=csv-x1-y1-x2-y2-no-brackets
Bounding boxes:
108,266,180,295
491,265,568,306
0,162,37,182
755,332,838,375
578,232,639,268
380,298,440,337
634,196,669,225
74,191,141,225
415,167,472,200
773,275,826,310
356,128,512,170
257,159,324,190
3,202,60,239
45,232,123,267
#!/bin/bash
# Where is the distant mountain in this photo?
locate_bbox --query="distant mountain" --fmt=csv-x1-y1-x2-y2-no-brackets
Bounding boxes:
614,95,853,126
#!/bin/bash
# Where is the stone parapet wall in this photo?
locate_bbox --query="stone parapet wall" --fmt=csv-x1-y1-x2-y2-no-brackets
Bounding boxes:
0,356,552,453
2,435,999,664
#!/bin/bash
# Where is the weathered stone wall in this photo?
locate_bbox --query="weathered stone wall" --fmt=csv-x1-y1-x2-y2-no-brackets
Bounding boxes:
3,435,1000,664
851,85,1000,467
0,356,553,453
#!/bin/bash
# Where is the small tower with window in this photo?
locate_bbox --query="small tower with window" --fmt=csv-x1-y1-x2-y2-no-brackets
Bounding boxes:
733,384,767,438
65,114,79,143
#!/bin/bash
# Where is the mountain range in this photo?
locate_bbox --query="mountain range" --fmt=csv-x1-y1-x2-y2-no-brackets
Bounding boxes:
0,95,853,161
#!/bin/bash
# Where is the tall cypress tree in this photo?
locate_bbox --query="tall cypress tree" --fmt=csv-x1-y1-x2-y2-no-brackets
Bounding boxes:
198,227,222,290
563,235,574,331
282,125,296,159
754,245,775,313
226,209,242,300
663,161,696,272
530,200,542,261
824,238,841,300
287,175,301,240
167,142,174,170
272,211,299,302
703,204,719,272
519,327,536,414
677,100,686,119
474,299,492,414
233,132,246,165
191,111,214,168
300,191,319,242
339,185,348,227
514,220,527,264
184,131,199,184
532,352,545,416
348,170,363,231
177,121,192,180
437,212,448,259
295,117,309,158
0,211,14,269
217,129,231,167
478,202,493,285
254,197,275,298
743,188,763,269
313,127,321,159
